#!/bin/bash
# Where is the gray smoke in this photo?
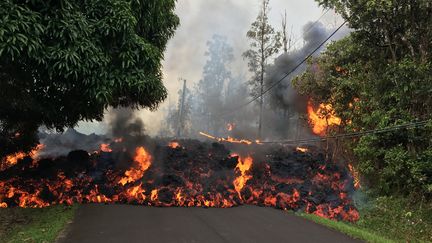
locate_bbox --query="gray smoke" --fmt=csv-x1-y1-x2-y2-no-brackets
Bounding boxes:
38,129,108,158
37,108,149,158
260,21,349,139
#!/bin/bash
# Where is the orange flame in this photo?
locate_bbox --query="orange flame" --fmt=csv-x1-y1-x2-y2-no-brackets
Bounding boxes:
168,142,180,149
307,101,341,136
118,147,152,186
233,156,253,199
150,189,158,202
348,164,361,189
2,144,45,170
199,132,255,145
124,183,146,203
296,147,309,153
100,143,113,153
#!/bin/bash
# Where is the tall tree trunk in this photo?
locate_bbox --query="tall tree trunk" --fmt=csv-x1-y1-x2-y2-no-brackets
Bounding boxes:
259,62,264,139
259,8,265,139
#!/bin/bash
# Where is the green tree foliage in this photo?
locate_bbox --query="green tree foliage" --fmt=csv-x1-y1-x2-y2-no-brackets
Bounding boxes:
294,1,432,199
0,0,179,156
316,0,432,63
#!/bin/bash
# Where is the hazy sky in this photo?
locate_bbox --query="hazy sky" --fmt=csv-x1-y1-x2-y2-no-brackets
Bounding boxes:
76,0,341,135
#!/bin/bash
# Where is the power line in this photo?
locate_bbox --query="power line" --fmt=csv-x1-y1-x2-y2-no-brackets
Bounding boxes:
289,8,331,50
259,120,430,145
218,20,347,117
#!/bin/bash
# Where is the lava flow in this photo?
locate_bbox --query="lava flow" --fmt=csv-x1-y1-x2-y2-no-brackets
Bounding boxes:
0,138,359,222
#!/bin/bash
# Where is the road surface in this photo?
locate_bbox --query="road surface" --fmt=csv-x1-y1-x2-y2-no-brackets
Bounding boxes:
59,205,361,243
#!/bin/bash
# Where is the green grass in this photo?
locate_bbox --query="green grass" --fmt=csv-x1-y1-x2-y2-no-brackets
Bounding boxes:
300,213,393,243
0,205,76,243
300,194,432,243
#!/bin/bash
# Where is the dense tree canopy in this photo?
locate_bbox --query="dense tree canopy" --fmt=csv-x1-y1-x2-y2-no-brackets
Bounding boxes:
294,1,432,198
0,0,179,156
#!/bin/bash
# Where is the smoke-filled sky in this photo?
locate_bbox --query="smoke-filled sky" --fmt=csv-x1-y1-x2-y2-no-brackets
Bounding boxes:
76,0,343,136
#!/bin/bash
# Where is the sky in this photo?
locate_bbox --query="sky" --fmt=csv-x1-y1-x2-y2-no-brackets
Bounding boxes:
76,0,342,136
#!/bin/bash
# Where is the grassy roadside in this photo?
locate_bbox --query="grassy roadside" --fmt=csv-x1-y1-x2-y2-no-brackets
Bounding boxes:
300,213,393,242
299,195,432,243
0,205,76,243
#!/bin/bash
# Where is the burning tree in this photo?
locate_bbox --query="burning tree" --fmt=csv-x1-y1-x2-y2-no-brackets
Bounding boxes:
0,0,179,157
243,0,281,139
295,1,432,199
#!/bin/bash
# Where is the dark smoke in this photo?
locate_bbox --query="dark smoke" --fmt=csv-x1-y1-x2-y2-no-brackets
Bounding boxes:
261,21,347,140
37,108,150,159
109,108,146,138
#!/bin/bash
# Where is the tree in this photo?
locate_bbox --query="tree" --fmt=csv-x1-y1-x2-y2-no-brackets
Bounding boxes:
193,35,234,136
281,10,294,54
315,0,432,63
294,1,432,198
243,0,281,138
166,83,192,138
0,0,179,156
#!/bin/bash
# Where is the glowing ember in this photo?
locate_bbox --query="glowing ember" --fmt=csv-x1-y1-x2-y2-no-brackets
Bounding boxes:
233,156,253,199
100,143,113,153
1,144,45,170
226,123,235,131
307,100,342,136
4,152,26,167
199,132,256,145
118,147,152,186
168,142,180,149
348,164,361,189
150,189,159,202
296,147,309,153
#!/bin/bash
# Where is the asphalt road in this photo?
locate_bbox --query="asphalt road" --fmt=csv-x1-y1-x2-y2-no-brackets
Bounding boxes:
59,205,362,243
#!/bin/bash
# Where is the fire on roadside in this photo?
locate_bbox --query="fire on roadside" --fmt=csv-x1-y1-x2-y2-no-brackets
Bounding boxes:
199,132,256,145
0,139,360,222
296,147,309,153
307,100,341,136
348,164,361,189
168,142,180,149
1,144,45,170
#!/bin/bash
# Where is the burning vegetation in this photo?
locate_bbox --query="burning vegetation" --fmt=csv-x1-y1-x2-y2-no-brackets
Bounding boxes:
307,100,342,136
0,137,359,222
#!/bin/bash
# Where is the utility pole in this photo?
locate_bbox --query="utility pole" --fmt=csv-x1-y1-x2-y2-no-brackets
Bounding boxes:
176,78,187,138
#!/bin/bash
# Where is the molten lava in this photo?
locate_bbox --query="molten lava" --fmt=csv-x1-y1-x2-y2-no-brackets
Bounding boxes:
100,143,113,153
233,155,253,199
296,147,309,153
168,142,180,149
199,132,255,145
0,139,360,222
1,144,45,171
118,147,152,186
307,101,342,136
